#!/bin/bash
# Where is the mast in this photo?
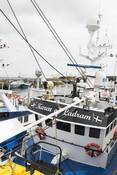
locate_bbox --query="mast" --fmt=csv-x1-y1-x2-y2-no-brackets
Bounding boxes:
80,15,112,88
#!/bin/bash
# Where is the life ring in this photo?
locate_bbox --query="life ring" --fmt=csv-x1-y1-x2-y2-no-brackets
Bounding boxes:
35,126,46,140
85,143,102,157
113,128,117,140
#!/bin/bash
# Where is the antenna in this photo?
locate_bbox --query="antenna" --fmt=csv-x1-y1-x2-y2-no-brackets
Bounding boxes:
96,14,102,44
86,16,100,60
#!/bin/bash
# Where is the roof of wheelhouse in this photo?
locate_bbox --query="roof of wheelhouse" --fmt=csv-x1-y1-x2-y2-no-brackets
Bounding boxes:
28,98,117,129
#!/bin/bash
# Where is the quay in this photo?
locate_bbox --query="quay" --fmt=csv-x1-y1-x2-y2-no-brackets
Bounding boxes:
0,75,116,90
0,77,39,89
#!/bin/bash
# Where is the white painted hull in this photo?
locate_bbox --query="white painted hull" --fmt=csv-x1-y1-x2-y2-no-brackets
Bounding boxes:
34,122,117,169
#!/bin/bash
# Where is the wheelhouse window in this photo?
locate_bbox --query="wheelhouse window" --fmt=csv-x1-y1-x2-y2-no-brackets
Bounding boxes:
57,121,71,132
75,125,85,136
89,128,100,138
105,126,109,136
35,114,42,126
35,114,42,120
110,123,113,131
45,119,53,127
18,117,22,123
24,115,28,123
114,120,116,127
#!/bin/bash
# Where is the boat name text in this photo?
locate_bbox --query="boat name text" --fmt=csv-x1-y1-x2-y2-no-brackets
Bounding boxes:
63,110,91,120
36,103,52,112
31,102,52,112
30,102,91,120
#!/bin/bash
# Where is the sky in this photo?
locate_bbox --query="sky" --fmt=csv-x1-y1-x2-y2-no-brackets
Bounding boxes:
0,0,117,79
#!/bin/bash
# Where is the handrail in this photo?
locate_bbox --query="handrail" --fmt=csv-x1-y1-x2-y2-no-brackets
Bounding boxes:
25,141,62,170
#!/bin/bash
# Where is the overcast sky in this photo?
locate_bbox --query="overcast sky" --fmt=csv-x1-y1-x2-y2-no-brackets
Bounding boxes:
0,0,117,78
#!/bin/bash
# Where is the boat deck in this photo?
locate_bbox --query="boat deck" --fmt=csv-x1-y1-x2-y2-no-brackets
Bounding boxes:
55,95,117,112
60,153,117,175
14,148,117,175
88,100,117,112
31,159,63,175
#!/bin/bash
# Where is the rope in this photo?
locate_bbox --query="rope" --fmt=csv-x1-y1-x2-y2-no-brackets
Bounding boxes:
62,155,99,175
0,8,92,111
30,0,93,88
7,0,46,80
113,170,117,175
2,132,36,155
0,9,80,86
8,157,16,175
0,10,65,79
2,3,61,110
0,146,6,154
61,155,77,175
55,116,59,175
1,132,28,149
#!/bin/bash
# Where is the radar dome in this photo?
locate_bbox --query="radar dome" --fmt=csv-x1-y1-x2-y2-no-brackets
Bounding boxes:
35,69,42,77
94,70,107,87
86,16,100,32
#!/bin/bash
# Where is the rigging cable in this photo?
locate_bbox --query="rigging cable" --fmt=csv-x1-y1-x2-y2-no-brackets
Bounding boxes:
30,0,93,88
5,1,62,111
0,8,91,89
0,9,86,111
7,0,46,81
0,10,65,80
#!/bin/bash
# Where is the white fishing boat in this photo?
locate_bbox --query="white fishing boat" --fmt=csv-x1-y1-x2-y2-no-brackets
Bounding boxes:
0,1,117,173
6,80,23,89
27,15,117,170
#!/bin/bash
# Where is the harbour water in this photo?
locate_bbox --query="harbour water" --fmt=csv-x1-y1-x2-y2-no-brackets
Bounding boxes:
10,84,73,100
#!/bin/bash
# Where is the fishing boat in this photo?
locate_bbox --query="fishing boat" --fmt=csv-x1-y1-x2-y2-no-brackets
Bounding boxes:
0,2,117,174
27,15,117,173
21,82,32,89
0,92,36,165
5,80,24,89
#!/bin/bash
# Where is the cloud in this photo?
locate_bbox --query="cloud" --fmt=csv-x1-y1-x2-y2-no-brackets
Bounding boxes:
0,0,117,78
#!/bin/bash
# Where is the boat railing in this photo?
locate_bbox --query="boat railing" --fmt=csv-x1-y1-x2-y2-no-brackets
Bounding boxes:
25,141,62,170
13,141,63,174
104,138,116,154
